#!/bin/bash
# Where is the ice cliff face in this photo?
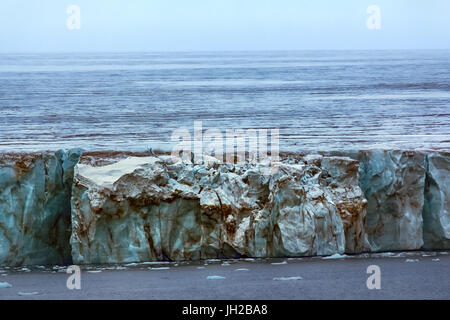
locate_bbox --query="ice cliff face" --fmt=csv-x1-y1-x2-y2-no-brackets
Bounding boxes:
70,155,367,263
356,150,426,251
422,152,450,249
0,149,448,266
331,150,449,252
0,149,81,266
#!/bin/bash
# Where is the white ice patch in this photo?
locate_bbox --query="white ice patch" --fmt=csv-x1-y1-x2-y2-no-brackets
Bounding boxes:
197,266,206,269
124,263,138,267
206,259,221,263
271,261,287,265
206,276,226,280
234,268,249,272
432,258,440,262
149,267,170,270
322,253,347,260
19,267,31,272
87,270,102,273
115,266,128,270
377,252,395,257
77,156,155,187
405,259,419,263
244,258,255,262
0,282,12,288
140,261,170,265
18,292,38,296
273,276,302,281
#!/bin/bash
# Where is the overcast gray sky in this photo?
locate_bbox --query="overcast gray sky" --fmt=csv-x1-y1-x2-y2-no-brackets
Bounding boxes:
1,0,449,52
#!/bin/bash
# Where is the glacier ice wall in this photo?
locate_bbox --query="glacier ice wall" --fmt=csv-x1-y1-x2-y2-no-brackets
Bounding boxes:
0,149,82,266
0,149,448,266
70,155,367,264
423,152,450,249
357,150,426,251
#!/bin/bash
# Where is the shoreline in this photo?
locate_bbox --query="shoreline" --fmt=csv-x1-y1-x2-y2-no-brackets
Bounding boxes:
1,252,449,300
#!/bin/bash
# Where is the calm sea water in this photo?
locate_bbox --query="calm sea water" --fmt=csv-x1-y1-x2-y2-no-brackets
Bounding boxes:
0,50,449,152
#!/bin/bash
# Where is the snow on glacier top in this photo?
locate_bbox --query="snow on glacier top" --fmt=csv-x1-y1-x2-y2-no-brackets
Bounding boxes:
76,156,155,187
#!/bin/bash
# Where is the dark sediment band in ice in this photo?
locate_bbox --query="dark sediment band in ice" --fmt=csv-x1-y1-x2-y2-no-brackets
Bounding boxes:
0,149,448,266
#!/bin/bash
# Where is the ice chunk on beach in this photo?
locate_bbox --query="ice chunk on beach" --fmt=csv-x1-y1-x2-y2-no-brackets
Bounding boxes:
273,276,302,281
271,261,287,265
322,253,347,260
206,276,226,280
18,292,38,296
